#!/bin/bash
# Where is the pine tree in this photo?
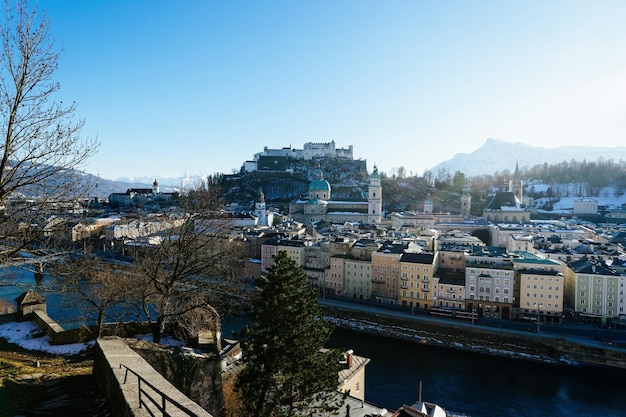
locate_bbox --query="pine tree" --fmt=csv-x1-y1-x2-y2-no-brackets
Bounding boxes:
236,251,344,417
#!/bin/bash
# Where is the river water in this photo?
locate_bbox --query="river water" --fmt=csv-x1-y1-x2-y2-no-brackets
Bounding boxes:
223,316,626,417
326,327,626,417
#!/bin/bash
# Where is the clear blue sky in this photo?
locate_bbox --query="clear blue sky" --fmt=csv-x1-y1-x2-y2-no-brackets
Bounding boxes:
36,0,626,181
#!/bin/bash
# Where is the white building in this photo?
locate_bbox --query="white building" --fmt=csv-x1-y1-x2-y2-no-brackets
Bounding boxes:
573,198,598,215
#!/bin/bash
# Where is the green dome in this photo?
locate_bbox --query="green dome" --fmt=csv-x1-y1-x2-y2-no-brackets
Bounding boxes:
309,178,331,192
309,165,331,192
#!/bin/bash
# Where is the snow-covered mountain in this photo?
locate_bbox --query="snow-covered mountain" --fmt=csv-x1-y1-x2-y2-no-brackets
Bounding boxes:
429,138,626,177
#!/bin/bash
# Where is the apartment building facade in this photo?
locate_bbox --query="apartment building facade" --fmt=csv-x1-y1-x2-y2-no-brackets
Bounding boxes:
398,252,437,311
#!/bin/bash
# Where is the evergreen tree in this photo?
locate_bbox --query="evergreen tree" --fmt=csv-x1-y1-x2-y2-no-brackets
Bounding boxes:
236,251,344,417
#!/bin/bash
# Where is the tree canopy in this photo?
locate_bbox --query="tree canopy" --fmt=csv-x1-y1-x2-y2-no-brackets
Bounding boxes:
236,251,344,417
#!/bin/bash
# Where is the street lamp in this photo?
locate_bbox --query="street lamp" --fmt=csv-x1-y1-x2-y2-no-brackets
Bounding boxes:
534,302,543,333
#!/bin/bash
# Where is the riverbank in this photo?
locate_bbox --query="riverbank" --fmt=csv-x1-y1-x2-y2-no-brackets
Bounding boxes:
321,302,626,369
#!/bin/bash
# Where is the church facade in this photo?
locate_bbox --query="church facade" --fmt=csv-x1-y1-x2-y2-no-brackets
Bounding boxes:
289,166,382,225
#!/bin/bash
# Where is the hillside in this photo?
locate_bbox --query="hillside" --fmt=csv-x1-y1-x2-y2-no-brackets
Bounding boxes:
221,158,369,209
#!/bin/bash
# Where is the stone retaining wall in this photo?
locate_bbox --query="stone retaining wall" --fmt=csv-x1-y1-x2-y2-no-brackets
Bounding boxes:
93,336,213,417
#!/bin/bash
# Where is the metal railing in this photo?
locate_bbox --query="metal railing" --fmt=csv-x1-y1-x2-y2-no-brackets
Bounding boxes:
120,364,200,417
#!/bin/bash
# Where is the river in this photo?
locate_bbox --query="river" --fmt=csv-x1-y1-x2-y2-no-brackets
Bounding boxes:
327,327,626,417
223,316,626,417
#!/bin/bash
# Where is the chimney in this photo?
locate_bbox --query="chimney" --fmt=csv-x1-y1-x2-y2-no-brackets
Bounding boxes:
346,349,354,369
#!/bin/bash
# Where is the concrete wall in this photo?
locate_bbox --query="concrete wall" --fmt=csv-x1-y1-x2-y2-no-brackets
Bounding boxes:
93,337,213,417
31,310,71,344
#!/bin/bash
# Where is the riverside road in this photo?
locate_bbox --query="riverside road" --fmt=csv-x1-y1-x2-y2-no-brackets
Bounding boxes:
318,296,626,353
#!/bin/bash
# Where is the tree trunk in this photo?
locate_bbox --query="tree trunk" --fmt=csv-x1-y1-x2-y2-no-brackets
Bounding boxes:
152,315,166,343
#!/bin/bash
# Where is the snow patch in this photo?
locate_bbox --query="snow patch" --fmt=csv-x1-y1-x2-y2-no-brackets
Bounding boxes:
0,321,92,355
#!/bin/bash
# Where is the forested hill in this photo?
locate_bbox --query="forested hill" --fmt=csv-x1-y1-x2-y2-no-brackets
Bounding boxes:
220,158,369,209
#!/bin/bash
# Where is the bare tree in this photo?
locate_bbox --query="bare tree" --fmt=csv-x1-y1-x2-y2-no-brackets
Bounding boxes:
0,0,98,260
132,181,245,343
53,252,145,337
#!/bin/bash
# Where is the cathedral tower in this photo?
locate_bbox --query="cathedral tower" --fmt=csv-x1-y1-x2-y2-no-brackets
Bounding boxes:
367,165,382,224
254,188,268,226
461,181,471,218
509,161,523,203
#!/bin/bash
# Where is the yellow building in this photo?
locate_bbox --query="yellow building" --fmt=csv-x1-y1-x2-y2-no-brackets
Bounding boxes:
399,252,438,311
337,349,370,402
371,241,409,305
513,255,565,324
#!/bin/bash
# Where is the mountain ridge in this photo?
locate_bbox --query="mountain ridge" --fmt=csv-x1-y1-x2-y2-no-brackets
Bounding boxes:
429,138,626,177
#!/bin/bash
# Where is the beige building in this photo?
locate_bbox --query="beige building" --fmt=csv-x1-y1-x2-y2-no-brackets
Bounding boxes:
482,192,531,224
434,232,484,251
260,238,307,272
398,252,437,311
433,273,466,311
344,258,372,300
337,349,370,402
437,242,480,274
326,255,348,296
513,255,565,323
371,241,411,305
389,211,465,229
573,198,598,215
304,241,330,288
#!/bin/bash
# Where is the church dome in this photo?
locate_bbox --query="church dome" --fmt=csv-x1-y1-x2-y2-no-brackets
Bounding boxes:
309,166,331,192
309,178,331,192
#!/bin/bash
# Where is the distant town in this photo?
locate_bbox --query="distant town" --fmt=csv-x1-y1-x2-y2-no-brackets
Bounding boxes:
48,141,626,329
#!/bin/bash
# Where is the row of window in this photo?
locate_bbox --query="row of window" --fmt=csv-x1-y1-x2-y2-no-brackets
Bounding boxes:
469,277,512,285
526,284,560,291
401,290,429,300
469,286,510,294
525,293,559,299
525,302,559,308
579,299,615,307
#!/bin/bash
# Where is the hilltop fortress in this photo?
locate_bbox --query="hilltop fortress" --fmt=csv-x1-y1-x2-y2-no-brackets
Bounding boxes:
243,140,354,172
